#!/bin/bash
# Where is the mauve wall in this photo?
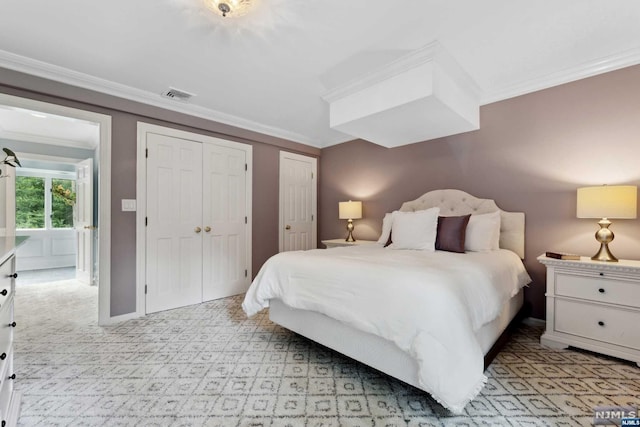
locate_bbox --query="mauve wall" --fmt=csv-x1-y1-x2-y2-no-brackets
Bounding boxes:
319,64,640,319
0,67,319,317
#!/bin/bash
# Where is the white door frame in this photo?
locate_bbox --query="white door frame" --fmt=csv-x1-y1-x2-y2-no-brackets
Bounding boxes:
136,122,253,317
278,151,317,252
0,93,112,325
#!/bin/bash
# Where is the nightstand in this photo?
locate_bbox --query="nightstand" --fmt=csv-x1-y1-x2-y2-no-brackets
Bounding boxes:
322,239,377,248
538,255,640,366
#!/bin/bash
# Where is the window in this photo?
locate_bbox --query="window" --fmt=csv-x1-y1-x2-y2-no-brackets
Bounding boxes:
15,176,45,229
16,171,76,230
51,179,75,228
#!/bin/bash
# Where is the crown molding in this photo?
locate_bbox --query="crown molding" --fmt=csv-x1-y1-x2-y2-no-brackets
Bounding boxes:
322,42,439,103
322,41,480,104
481,46,640,105
0,49,320,148
3,46,640,151
0,128,95,150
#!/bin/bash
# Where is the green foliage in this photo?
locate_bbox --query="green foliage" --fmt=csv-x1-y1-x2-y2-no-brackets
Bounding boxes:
15,176,75,229
16,176,45,229
51,179,74,228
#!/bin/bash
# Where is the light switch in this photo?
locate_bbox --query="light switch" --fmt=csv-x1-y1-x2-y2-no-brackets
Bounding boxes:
121,199,137,212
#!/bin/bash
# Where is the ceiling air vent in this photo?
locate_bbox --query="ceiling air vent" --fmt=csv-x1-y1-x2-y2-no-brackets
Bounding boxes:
161,87,196,102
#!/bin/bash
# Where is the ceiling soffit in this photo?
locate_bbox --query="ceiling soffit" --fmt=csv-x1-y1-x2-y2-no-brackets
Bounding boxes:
323,41,480,148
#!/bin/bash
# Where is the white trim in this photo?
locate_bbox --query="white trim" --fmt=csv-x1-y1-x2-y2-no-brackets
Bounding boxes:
278,151,318,252
136,122,253,317
4,166,15,237
0,128,96,150
481,46,640,105
3,47,639,150
0,93,112,325
15,152,83,165
322,41,480,103
0,49,318,147
16,168,75,179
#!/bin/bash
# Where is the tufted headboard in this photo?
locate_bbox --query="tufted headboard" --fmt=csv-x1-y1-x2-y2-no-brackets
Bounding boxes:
399,189,525,258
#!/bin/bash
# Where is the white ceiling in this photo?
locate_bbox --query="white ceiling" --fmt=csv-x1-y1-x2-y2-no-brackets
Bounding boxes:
1,0,640,148
0,106,99,149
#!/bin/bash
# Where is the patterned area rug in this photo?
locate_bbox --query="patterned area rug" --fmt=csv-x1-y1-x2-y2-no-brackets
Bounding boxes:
14,280,640,426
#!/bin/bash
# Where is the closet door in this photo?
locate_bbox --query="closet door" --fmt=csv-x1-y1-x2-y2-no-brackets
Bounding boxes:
202,143,249,301
279,152,317,252
146,133,203,313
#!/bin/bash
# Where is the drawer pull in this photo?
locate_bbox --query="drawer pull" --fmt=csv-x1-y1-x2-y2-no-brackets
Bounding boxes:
598,288,605,293
0,289,6,296
7,374,15,380
599,272,604,276
8,322,16,327
7,273,17,279
598,321,605,327
0,353,6,360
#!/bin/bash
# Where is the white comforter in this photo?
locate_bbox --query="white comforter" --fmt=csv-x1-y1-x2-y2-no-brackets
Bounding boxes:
243,245,531,414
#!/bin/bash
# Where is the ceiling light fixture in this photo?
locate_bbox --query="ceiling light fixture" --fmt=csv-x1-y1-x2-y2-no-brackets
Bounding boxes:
203,0,258,18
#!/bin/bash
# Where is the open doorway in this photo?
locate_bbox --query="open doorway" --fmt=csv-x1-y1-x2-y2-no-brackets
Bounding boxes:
0,93,112,324
14,155,94,286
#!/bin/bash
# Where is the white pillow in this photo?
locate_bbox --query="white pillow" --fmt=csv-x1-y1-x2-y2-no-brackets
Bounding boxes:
377,212,393,245
465,211,501,252
388,208,440,251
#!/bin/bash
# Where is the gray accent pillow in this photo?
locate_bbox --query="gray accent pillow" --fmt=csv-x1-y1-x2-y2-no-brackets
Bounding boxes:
435,214,471,253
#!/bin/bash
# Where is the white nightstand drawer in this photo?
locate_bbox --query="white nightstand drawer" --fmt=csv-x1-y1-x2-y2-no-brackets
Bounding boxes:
556,273,640,307
555,299,640,350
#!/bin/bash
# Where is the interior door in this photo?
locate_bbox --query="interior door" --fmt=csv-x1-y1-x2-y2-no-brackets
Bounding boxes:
279,152,317,252
202,143,248,301
75,158,93,284
146,133,203,313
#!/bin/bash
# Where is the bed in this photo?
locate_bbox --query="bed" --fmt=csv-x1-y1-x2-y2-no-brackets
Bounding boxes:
243,189,531,414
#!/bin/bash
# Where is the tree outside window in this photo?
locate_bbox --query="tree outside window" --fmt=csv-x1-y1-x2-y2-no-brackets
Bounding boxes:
15,176,45,229
51,179,75,228
16,173,76,230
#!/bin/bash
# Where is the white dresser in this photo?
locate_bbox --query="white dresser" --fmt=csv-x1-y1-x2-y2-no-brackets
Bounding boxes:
0,238,24,427
538,255,640,366
321,239,377,248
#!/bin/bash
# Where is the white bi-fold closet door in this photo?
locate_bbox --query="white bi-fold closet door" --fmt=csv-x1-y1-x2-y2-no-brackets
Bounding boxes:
144,129,251,314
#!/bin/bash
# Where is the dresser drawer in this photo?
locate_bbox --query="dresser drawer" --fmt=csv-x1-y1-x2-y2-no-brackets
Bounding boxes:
0,352,13,423
0,301,13,366
555,272,640,307
555,299,640,350
0,258,13,309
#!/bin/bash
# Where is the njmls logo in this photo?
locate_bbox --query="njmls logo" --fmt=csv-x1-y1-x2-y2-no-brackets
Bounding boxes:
593,405,638,425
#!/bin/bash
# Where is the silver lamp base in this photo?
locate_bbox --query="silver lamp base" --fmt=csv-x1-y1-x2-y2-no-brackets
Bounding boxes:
591,218,618,262
345,219,356,242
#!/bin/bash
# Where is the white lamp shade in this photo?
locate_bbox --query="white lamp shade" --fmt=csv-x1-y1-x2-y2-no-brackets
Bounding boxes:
339,201,362,220
577,185,637,219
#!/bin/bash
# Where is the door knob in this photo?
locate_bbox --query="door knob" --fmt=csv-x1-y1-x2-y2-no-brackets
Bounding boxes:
195,227,202,233
84,225,97,230
285,225,291,230
204,226,211,232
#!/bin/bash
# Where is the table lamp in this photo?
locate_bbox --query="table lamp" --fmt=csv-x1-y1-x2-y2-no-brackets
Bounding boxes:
577,185,637,262
339,200,362,242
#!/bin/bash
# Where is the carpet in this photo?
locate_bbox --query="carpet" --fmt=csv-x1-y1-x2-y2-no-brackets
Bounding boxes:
13,280,640,426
